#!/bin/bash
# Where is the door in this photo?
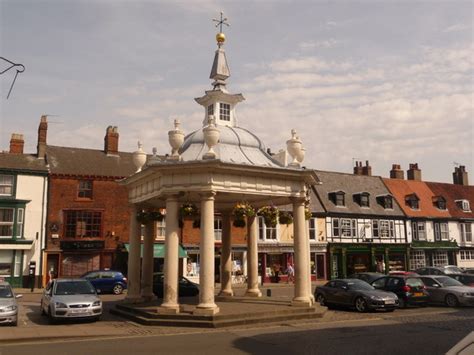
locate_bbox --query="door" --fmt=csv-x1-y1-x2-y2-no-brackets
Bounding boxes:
421,277,443,303
46,254,59,283
316,254,326,279
333,280,351,305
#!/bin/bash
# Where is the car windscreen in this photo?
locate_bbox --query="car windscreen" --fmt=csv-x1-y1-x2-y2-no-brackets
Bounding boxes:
0,285,13,298
437,277,463,287
347,281,375,291
54,281,96,295
444,266,463,274
406,278,424,287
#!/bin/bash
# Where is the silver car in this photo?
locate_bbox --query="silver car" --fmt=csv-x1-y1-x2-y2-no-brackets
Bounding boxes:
40,279,102,323
0,281,22,326
420,275,474,307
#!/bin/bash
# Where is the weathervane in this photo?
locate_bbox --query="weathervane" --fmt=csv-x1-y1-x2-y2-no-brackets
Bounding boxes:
0,56,26,99
212,11,229,47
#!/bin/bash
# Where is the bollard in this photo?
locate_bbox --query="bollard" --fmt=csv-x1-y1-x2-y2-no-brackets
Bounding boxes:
266,289,272,297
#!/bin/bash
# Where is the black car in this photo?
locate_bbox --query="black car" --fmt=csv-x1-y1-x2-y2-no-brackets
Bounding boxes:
348,272,385,284
315,279,399,313
450,274,474,287
371,275,429,308
152,273,199,298
415,266,463,276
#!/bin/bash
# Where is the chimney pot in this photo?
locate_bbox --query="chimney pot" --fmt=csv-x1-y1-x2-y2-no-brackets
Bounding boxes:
453,165,469,185
353,160,363,175
104,126,119,155
390,163,404,179
407,163,422,181
362,160,372,176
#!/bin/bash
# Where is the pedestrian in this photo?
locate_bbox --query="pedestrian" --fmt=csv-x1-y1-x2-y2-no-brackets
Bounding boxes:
273,263,281,283
286,263,295,284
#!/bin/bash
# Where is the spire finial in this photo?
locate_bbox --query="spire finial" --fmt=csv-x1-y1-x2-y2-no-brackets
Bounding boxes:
212,11,229,46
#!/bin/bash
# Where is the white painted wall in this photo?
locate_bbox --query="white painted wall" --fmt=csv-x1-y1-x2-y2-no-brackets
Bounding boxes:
15,175,47,278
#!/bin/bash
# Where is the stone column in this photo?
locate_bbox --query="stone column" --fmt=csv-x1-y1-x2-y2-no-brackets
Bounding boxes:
141,221,156,301
292,197,312,307
245,216,262,297
306,219,314,304
125,204,142,303
194,191,219,315
158,195,180,314
219,212,233,297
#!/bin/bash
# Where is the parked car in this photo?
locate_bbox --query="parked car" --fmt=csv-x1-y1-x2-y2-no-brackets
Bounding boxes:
152,273,199,298
420,275,474,307
314,279,399,313
371,275,429,308
40,279,102,323
449,274,474,287
348,272,385,284
0,280,22,326
415,266,463,275
462,268,474,275
81,270,127,295
389,271,419,276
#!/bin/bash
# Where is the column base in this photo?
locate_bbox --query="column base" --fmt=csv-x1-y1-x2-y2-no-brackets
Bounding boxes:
140,293,157,302
245,289,262,297
193,306,220,316
218,289,234,297
157,304,180,315
291,297,312,307
123,296,143,304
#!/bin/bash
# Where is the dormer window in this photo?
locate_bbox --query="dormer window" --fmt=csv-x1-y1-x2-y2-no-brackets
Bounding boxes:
405,193,419,210
376,195,393,209
207,104,214,116
329,191,345,206
433,196,447,210
456,200,471,212
354,192,370,207
219,103,230,121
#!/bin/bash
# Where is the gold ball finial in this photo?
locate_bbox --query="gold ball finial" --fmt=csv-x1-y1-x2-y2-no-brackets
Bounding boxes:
216,32,226,44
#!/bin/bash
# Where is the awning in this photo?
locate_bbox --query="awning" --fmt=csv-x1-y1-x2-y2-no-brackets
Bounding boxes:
124,243,187,258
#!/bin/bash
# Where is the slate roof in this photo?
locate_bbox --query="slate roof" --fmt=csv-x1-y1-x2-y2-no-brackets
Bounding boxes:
312,170,405,217
382,178,451,218
425,182,474,219
46,146,138,178
0,152,48,173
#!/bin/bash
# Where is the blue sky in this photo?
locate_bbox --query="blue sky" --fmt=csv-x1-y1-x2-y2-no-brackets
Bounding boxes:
1,0,472,183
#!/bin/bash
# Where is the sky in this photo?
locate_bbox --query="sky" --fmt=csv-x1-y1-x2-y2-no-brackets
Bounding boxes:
0,0,472,183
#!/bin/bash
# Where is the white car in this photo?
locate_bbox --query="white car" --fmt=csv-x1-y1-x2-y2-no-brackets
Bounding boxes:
40,279,102,323
0,280,22,326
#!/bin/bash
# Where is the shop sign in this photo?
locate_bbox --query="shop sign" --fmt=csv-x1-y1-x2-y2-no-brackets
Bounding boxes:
60,240,105,250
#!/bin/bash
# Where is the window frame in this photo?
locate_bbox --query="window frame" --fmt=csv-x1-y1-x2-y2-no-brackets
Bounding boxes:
0,175,14,197
64,210,103,238
309,217,317,240
434,222,449,241
155,219,166,241
78,180,93,199
214,216,222,241
0,208,14,238
219,103,231,121
258,217,278,241
412,221,426,241
332,218,356,238
461,223,472,243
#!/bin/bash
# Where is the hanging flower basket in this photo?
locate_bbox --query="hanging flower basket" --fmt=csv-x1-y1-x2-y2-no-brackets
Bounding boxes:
232,202,255,228
136,210,164,224
278,210,293,225
305,208,312,220
257,205,279,228
179,203,199,219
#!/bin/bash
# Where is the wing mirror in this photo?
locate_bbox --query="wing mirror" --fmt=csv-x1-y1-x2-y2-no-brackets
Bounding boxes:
341,285,348,291
15,294,23,299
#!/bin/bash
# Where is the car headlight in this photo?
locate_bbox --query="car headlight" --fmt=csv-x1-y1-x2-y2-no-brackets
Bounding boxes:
92,301,101,307
462,293,474,297
369,295,381,300
55,302,67,308
4,305,17,311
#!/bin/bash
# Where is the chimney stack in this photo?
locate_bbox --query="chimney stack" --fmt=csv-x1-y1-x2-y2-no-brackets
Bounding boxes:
407,163,422,181
104,126,119,156
362,160,372,176
9,133,24,154
37,115,48,159
353,161,363,175
453,165,469,186
390,164,404,179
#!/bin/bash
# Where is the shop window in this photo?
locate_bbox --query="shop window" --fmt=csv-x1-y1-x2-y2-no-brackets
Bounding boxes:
258,217,278,241
186,254,200,276
332,218,356,238
0,175,14,196
309,218,317,240
410,250,426,270
214,217,222,241
0,250,13,276
432,251,448,267
219,103,230,121
411,221,426,241
434,222,449,241
78,180,93,199
461,223,472,243
64,210,102,238
155,219,166,241
0,208,14,238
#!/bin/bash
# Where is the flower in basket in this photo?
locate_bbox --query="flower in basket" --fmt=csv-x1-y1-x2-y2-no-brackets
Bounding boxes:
232,202,255,228
179,203,199,218
305,208,312,220
278,210,293,225
136,210,150,224
257,205,279,228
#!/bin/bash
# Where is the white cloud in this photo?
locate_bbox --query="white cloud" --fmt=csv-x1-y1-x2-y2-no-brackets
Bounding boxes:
442,23,471,33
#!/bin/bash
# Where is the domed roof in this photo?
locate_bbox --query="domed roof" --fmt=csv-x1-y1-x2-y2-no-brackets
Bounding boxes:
179,125,283,167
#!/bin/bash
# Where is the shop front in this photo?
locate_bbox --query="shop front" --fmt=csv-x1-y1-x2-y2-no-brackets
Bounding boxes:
409,241,458,269
329,243,409,279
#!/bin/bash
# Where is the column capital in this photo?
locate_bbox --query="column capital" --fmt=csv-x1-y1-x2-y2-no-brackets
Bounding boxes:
290,195,306,204
163,193,181,202
199,190,216,200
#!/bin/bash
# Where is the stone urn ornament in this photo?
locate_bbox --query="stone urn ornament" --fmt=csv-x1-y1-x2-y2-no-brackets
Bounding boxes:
286,129,303,167
132,141,147,172
168,119,185,161
296,147,305,165
203,115,220,160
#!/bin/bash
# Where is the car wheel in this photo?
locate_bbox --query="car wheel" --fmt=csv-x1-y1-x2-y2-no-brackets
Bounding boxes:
398,298,407,308
316,294,326,307
112,284,124,295
445,294,459,307
355,297,368,313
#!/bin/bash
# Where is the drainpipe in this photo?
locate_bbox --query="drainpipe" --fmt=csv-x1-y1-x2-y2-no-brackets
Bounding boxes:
38,175,47,288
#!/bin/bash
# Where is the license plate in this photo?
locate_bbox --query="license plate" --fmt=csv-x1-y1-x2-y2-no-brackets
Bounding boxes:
71,309,89,314
385,299,396,305
413,292,423,297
